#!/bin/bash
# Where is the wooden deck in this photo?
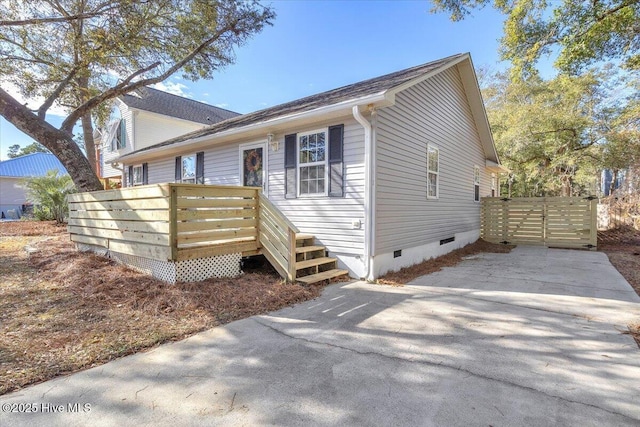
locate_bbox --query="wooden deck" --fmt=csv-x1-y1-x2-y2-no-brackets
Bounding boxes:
68,183,348,283
68,184,263,262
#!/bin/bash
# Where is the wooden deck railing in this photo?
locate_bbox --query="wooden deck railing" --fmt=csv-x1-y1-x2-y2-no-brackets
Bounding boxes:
258,194,300,281
68,184,173,260
68,183,300,279
172,185,260,261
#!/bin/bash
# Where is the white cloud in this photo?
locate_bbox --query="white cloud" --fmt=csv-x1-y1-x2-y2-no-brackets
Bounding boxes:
215,103,229,108
1,80,68,118
151,81,192,98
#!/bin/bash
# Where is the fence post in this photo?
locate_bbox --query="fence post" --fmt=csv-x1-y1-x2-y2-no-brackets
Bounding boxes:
287,228,297,282
169,184,178,261
590,198,598,250
256,190,262,249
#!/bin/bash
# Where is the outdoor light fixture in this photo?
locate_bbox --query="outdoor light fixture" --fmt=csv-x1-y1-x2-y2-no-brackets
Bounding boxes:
267,133,278,151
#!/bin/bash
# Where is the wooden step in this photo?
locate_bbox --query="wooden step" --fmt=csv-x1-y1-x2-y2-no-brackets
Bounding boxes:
296,269,350,284
295,245,325,254
295,257,336,270
296,234,315,241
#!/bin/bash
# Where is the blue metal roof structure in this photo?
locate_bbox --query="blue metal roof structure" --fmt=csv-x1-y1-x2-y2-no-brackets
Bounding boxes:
0,153,68,178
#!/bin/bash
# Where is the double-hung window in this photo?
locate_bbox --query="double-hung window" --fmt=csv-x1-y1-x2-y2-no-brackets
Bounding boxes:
181,154,196,183
132,165,143,186
298,129,327,196
175,152,204,184
474,166,481,202
127,163,147,187
427,145,439,199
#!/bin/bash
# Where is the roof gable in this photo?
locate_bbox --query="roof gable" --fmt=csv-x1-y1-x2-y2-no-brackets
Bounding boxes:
0,153,68,178
120,87,240,125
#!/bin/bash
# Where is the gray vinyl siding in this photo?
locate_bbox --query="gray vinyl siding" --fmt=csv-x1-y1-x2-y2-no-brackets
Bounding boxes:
133,117,366,257
147,157,175,184
268,118,365,256
374,65,491,255
144,143,240,186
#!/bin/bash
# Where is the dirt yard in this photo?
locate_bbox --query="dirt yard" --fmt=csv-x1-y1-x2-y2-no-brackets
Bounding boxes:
0,221,327,395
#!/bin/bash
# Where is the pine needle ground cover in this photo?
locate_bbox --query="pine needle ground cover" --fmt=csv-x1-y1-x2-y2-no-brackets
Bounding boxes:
0,221,324,395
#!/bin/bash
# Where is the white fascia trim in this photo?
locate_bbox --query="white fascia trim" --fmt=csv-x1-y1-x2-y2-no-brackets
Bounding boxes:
486,159,510,173
117,92,391,164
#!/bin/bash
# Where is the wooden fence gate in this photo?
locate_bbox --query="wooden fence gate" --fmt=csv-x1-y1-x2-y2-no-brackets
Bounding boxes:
481,197,598,250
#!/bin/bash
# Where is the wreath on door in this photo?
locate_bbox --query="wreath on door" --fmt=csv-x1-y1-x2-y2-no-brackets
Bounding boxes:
245,150,261,172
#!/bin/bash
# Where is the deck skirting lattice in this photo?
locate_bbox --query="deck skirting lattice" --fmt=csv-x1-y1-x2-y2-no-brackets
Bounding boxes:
76,243,241,283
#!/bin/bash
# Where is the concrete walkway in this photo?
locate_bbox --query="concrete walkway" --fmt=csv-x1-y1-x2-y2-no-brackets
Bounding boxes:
2,246,640,426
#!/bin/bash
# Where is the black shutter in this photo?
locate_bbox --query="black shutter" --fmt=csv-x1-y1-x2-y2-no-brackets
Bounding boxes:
328,124,344,197
175,156,182,182
196,152,205,184
127,165,133,187
142,163,148,185
284,133,297,199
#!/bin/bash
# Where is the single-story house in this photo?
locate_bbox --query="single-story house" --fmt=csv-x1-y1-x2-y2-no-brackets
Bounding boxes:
0,152,68,219
113,52,506,280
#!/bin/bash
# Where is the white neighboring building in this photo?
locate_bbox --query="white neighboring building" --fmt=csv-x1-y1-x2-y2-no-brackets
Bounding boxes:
0,153,68,219
97,87,239,186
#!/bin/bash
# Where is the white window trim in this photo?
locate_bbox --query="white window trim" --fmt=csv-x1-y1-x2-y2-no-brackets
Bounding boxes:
181,153,197,184
474,165,481,202
427,144,439,199
132,164,144,186
238,141,268,193
297,128,329,197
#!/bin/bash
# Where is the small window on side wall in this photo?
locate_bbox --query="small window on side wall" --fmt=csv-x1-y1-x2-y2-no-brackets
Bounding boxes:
127,163,147,187
474,166,480,202
132,165,143,186
427,145,439,199
175,152,204,184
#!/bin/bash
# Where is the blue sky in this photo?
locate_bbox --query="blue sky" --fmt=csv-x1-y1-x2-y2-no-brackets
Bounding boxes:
0,0,511,160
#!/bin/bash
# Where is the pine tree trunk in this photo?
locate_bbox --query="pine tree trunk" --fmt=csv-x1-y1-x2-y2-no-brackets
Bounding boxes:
0,88,103,192
609,169,618,196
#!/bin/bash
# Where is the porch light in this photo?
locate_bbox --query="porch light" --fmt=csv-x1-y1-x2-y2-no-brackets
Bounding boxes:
267,133,278,151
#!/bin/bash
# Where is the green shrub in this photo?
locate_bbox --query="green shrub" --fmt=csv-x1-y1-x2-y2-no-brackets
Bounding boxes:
22,170,75,224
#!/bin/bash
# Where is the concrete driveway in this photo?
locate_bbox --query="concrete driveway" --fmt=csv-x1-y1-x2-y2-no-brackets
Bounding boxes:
2,246,640,426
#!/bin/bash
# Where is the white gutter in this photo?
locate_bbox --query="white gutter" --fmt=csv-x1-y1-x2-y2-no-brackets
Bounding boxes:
117,92,391,164
352,105,376,281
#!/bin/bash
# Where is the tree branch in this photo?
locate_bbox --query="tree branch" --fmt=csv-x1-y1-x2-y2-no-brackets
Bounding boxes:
0,12,101,27
60,20,239,131
38,66,80,119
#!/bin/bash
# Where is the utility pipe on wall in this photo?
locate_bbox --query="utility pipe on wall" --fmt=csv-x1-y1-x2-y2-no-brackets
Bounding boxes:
352,105,376,281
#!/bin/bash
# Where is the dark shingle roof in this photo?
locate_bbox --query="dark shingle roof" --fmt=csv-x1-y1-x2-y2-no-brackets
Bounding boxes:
121,53,466,158
121,86,240,124
0,153,68,177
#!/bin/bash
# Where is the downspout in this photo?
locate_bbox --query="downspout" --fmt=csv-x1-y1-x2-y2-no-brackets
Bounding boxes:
352,105,376,281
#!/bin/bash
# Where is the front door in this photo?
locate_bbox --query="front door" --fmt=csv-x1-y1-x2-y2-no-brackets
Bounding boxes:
239,142,267,192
